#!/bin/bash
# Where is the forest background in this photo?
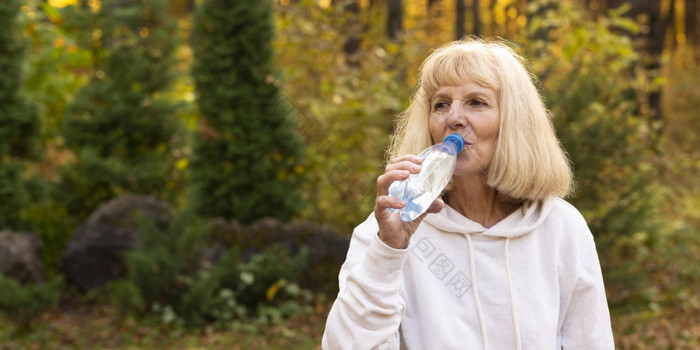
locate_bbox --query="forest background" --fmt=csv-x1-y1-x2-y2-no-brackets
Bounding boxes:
1,0,699,348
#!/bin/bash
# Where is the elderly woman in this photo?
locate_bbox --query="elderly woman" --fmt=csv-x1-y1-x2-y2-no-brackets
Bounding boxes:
322,38,614,349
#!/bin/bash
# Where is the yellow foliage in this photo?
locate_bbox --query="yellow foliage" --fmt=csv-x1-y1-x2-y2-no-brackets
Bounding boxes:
48,0,77,8
175,158,188,171
266,279,287,302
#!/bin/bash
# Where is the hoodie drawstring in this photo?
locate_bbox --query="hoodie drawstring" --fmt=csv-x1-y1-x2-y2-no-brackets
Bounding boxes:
504,238,522,350
466,234,488,350
465,235,523,350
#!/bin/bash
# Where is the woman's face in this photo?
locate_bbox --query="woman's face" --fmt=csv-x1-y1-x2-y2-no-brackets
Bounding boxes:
428,78,500,177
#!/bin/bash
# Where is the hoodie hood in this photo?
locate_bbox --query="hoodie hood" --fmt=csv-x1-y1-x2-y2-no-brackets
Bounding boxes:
422,197,557,350
424,196,556,238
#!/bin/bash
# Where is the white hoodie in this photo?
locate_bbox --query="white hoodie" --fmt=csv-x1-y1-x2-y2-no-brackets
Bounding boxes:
322,197,614,350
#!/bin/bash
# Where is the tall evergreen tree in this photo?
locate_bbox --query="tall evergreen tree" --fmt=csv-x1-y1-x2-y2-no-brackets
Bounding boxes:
60,0,180,219
0,0,40,229
191,0,305,223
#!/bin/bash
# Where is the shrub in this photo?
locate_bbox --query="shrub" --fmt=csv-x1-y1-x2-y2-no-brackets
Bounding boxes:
0,0,40,230
106,279,144,321
59,0,182,221
190,0,305,224
0,275,62,332
521,0,667,307
209,218,349,296
113,211,311,328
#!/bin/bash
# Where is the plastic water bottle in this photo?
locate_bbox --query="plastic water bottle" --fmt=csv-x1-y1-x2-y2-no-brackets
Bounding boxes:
388,133,464,222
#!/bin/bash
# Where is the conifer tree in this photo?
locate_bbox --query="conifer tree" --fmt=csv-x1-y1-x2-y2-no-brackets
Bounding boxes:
191,0,305,223
0,0,40,229
60,0,180,219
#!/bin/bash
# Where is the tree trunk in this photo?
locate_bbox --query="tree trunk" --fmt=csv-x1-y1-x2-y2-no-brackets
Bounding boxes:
488,0,497,33
635,0,666,122
667,0,677,48
473,0,481,36
684,0,697,46
342,0,362,67
427,0,442,37
456,0,466,39
387,0,403,40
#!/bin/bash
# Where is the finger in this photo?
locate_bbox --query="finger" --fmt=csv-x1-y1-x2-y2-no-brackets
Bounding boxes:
376,170,410,196
375,194,406,214
388,154,424,165
385,160,422,175
404,198,444,232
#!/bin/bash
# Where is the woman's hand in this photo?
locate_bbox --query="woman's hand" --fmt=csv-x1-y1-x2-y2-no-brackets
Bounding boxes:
374,155,445,249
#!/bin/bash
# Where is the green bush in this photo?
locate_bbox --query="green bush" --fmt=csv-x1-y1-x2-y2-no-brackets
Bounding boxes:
0,275,62,332
234,244,309,311
521,0,668,307
59,0,182,221
190,0,305,224
20,199,76,277
0,0,41,230
112,211,311,328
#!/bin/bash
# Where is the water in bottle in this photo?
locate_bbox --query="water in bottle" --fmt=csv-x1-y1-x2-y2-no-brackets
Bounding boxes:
388,133,464,221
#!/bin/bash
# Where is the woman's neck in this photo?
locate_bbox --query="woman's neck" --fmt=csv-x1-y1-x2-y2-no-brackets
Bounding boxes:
445,175,515,228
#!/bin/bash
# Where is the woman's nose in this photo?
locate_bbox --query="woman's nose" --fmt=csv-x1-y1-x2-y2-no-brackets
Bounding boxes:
446,102,468,130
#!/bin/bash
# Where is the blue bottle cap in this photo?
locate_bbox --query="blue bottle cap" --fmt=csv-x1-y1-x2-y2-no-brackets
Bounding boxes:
443,133,464,153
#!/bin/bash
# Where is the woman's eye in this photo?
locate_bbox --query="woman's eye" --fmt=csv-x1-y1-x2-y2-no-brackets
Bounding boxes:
433,101,450,111
469,99,487,107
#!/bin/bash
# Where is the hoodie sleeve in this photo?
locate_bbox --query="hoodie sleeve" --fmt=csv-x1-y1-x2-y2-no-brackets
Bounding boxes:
322,214,408,350
559,223,615,350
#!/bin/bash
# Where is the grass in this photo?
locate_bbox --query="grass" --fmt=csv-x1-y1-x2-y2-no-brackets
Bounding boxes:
0,298,327,350
613,307,700,349
4,296,700,349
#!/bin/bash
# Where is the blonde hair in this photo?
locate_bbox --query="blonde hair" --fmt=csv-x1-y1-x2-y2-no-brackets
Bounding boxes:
388,37,574,200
